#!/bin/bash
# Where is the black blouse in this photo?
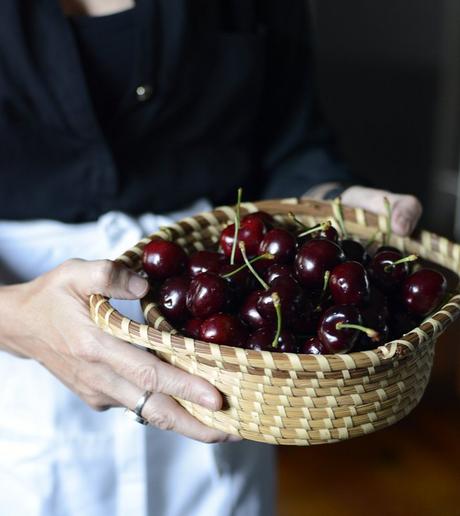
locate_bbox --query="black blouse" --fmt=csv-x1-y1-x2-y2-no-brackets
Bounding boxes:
0,0,352,222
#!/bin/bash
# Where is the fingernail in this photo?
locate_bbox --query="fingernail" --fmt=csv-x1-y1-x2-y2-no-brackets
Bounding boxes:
396,216,410,235
128,274,149,297
199,393,220,411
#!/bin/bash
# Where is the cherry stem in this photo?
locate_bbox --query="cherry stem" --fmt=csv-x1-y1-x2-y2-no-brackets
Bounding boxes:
221,253,275,278
239,241,269,290
383,196,392,246
297,220,332,238
230,187,243,266
335,322,380,341
315,270,330,312
332,196,348,238
288,211,308,229
271,292,282,349
383,254,418,273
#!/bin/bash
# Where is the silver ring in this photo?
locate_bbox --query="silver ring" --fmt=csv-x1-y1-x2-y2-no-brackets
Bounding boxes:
124,390,153,425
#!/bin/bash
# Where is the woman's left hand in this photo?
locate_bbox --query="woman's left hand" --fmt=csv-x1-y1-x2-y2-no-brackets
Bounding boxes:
341,185,422,237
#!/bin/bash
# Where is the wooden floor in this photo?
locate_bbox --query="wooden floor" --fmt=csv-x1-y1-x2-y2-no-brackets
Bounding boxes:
278,322,460,516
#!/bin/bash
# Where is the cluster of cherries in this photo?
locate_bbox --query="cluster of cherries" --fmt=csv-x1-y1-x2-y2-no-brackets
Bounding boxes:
141,195,447,355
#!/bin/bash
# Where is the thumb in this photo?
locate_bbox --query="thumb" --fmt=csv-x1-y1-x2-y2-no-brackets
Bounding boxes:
60,258,149,299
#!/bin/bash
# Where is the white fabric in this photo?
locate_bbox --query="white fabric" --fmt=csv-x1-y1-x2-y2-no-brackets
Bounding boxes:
0,202,275,516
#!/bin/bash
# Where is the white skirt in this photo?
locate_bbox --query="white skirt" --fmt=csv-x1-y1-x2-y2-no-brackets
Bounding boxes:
0,202,275,516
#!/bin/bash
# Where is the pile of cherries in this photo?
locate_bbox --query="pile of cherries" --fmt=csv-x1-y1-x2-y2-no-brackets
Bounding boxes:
141,197,447,355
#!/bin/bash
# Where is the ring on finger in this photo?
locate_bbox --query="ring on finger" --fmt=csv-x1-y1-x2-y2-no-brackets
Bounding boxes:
124,390,153,425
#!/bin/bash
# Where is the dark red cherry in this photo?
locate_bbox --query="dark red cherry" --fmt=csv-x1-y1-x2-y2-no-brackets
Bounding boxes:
354,322,389,352
220,218,266,261
158,276,190,323
341,239,369,264
295,239,345,289
220,262,255,298
188,251,226,278
142,239,188,280
354,304,389,351
321,225,339,242
240,290,271,330
287,296,314,334
368,250,408,292
257,276,303,321
182,318,203,339
297,222,339,247
401,269,447,317
186,272,229,318
259,228,296,264
298,336,327,355
264,263,295,284
318,305,363,354
246,328,297,353
329,261,370,306
199,314,248,347
242,211,275,229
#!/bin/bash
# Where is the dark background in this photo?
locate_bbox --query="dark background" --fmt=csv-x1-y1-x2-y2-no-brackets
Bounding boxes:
277,4,460,515
309,0,460,236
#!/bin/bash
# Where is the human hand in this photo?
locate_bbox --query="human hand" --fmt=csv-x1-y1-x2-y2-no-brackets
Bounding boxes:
0,259,238,443
341,186,422,236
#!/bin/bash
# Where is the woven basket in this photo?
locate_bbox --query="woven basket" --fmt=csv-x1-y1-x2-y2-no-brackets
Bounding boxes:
89,198,460,445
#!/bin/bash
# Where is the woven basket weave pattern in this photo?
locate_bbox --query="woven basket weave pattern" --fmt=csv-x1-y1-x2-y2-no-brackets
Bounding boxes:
90,199,460,445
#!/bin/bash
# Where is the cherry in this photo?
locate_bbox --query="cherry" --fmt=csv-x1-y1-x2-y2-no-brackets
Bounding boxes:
257,276,303,322
259,228,296,264
318,305,377,354
143,239,188,280
200,314,248,347
341,239,369,264
264,263,295,284
354,322,389,351
296,220,339,247
298,336,327,355
182,317,203,339
240,290,271,330
186,272,229,318
287,296,314,334
158,276,190,323
188,250,225,278
246,328,297,352
220,221,265,262
242,211,275,229
295,239,345,289
329,261,370,306
368,250,412,292
401,269,447,316
220,262,255,299
354,302,389,351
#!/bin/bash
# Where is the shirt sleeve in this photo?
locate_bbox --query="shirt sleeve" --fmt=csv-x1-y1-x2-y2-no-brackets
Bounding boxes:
256,0,355,200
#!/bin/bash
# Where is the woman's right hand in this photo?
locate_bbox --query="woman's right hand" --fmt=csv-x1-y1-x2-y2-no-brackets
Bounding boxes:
0,259,238,443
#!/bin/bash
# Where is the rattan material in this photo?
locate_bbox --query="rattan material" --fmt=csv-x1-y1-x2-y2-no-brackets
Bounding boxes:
89,198,460,445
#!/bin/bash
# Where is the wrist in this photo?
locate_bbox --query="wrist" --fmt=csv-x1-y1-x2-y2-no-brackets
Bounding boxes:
0,282,32,358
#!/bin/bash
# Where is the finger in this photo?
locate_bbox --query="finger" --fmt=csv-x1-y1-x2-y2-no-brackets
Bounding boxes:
94,331,223,411
341,186,422,236
116,377,239,443
57,258,149,299
391,195,423,236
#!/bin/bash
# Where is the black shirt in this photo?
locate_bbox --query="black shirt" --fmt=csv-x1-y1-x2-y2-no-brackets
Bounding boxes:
0,0,352,222
70,9,139,135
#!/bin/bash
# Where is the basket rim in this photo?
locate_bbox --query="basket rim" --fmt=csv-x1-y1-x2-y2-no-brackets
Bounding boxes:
89,197,460,372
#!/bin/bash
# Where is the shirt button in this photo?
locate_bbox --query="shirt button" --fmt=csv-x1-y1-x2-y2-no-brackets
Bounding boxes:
136,84,153,102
